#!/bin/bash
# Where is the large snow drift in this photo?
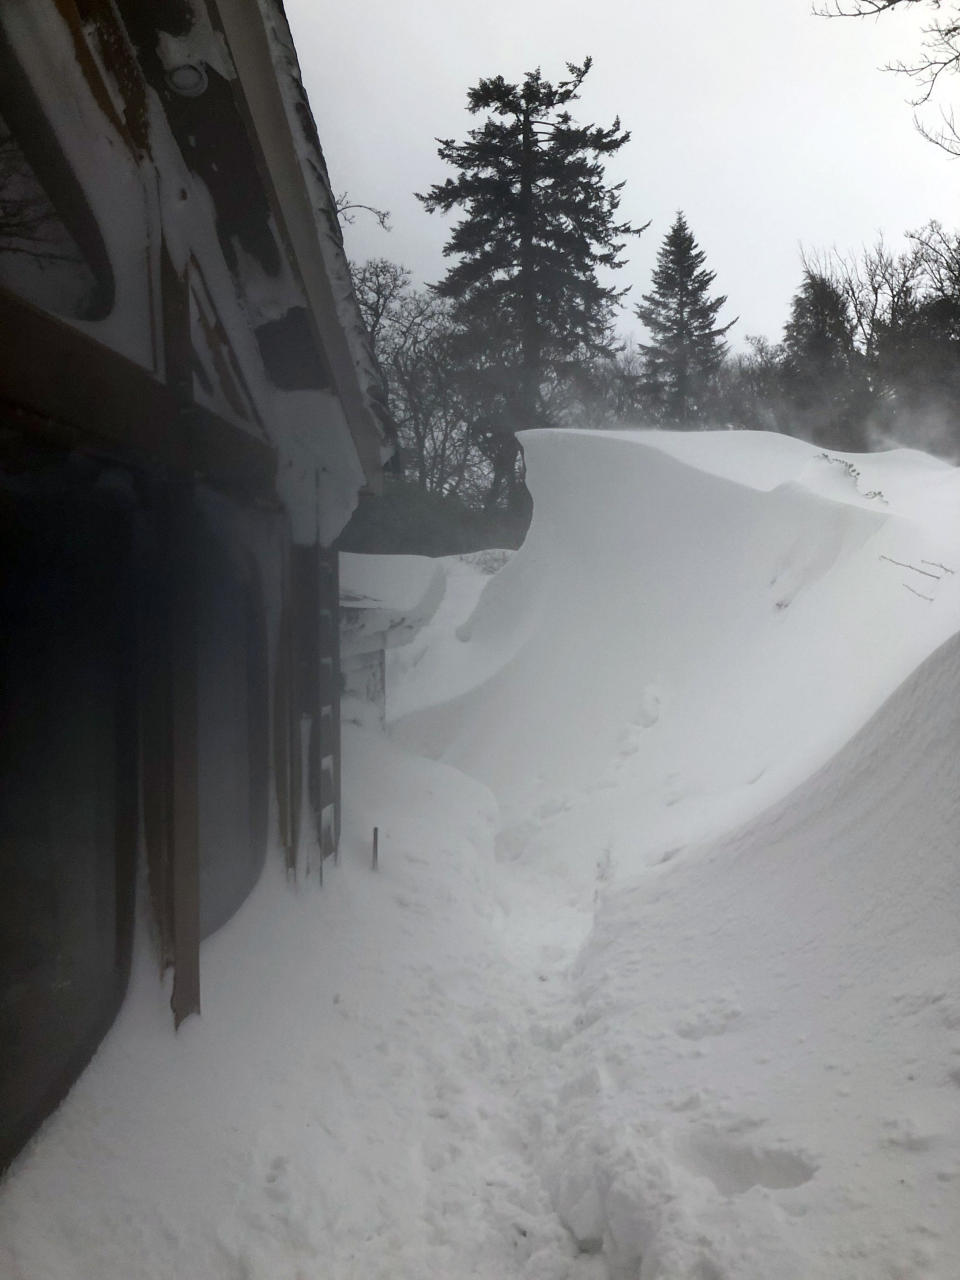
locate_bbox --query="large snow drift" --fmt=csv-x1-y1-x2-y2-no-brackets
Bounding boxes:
395,429,960,886
539,628,960,1278
3,429,959,1280
390,428,960,1276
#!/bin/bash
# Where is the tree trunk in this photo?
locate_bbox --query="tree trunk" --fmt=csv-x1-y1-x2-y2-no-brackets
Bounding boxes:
518,101,540,432
484,433,532,526
484,433,516,512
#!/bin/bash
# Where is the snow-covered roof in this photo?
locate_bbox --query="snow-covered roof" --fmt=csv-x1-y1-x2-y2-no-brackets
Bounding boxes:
215,0,393,487
0,0,390,543
254,0,395,465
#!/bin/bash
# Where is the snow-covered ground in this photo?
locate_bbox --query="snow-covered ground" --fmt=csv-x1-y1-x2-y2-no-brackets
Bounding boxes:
3,428,960,1279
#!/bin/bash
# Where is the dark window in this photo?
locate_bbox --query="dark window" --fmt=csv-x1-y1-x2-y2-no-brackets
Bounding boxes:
0,473,136,1170
196,518,269,938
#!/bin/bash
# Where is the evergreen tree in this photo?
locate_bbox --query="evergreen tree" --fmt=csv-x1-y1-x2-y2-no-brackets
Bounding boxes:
417,58,645,514
634,212,735,425
780,268,871,450
876,291,960,450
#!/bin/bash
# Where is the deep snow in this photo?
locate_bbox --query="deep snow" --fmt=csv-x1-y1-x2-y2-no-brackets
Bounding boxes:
2,429,960,1279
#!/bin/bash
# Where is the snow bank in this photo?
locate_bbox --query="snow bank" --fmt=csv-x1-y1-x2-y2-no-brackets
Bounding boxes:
340,551,446,648
394,429,960,887
540,628,960,1278
0,731,534,1280
4,428,960,1280
385,550,514,720
387,427,960,1277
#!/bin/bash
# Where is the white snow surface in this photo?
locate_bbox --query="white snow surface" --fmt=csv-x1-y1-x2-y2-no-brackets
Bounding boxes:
3,428,960,1279
340,551,446,648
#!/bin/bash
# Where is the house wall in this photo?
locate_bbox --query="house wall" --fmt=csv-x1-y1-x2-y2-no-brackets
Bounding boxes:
0,0,381,1171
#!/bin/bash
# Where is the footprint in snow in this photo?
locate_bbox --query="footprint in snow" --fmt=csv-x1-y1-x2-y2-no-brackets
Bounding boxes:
675,1000,742,1041
680,1129,818,1196
636,686,661,727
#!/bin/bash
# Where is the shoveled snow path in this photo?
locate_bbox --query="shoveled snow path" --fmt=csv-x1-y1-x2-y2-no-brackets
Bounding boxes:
336,731,614,1280
0,725,610,1280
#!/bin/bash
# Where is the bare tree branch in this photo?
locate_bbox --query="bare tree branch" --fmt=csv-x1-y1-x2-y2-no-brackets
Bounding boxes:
335,191,392,231
817,0,960,151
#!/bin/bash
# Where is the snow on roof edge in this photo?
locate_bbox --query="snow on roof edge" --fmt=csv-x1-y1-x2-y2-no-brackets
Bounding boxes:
254,0,395,478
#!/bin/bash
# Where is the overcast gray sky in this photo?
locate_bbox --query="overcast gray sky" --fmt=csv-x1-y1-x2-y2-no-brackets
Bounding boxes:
287,0,957,350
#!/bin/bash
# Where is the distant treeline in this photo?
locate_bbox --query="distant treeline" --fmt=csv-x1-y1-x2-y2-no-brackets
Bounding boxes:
342,41,960,547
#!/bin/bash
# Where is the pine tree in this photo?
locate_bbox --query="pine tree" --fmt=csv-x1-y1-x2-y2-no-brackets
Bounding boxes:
780,268,871,450
634,212,735,426
417,58,645,514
